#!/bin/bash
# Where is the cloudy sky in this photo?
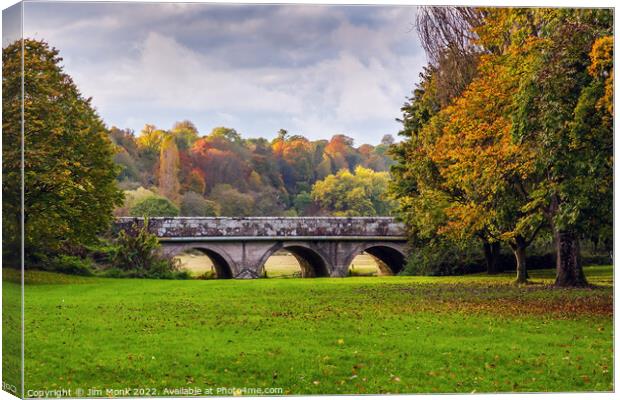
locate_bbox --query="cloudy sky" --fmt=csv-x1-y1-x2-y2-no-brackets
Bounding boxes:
17,2,427,144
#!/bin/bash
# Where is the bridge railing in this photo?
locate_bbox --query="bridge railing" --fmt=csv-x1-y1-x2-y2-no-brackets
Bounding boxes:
113,217,407,241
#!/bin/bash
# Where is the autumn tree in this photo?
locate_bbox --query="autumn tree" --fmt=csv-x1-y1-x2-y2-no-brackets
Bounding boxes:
247,137,286,190
137,124,168,154
2,39,123,261
324,134,360,172
133,124,168,185
389,66,503,274
184,168,207,195
575,36,613,252
394,7,613,284
110,123,395,218
272,133,315,196
392,5,489,274
428,49,542,283
191,134,251,193
158,134,181,204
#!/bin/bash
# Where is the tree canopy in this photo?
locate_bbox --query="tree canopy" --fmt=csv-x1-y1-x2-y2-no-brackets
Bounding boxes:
111,121,396,218
2,39,123,261
130,196,179,217
391,7,613,286
312,166,395,217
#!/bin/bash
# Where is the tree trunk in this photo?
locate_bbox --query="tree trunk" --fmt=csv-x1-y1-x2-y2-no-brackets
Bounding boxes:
483,241,501,274
511,236,528,284
554,230,588,287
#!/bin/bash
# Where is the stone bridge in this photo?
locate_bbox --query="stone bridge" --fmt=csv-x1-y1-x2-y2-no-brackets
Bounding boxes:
114,217,408,279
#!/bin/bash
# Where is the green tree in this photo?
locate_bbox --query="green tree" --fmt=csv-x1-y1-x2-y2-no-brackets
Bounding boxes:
171,120,199,150
209,184,255,216
209,127,243,144
130,196,179,217
505,8,613,286
251,186,288,216
294,191,315,216
180,191,219,216
116,187,158,216
114,148,140,182
312,166,394,216
2,39,123,260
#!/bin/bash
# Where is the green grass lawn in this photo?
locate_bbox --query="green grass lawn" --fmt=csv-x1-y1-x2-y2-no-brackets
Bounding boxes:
2,269,22,397
4,265,613,395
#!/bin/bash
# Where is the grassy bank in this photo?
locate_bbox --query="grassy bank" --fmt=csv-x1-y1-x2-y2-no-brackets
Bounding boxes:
5,265,613,394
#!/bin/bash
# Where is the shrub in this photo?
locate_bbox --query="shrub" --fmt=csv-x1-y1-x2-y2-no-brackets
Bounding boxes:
403,239,558,276
45,255,94,276
195,270,216,280
583,254,613,265
403,239,483,276
111,219,183,279
84,241,118,265
103,268,191,280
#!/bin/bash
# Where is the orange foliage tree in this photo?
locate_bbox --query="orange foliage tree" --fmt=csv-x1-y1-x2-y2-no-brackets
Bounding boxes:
429,48,542,283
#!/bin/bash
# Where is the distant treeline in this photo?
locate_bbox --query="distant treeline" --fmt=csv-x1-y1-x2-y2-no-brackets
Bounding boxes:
111,124,397,217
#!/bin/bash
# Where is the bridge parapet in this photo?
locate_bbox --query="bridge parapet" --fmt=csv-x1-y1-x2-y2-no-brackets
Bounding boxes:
114,217,406,241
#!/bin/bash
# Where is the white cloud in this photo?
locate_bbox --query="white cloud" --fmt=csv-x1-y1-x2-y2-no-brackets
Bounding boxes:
24,3,427,142
70,32,305,114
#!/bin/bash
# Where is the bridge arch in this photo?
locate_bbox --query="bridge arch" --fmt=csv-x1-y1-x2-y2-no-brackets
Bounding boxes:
258,242,331,278
346,243,407,276
165,243,235,279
